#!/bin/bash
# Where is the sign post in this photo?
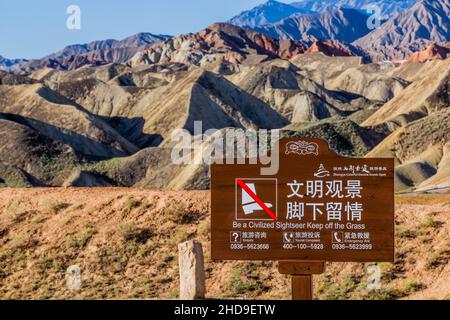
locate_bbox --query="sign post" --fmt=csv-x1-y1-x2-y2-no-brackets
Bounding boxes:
211,138,395,300
278,261,325,300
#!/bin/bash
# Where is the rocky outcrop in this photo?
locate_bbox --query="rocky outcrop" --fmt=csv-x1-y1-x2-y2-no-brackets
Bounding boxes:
305,40,355,57
278,39,308,59
178,240,205,300
405,43,449,64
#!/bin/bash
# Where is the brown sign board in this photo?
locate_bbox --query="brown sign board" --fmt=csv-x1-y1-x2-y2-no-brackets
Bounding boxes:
211,138,395,262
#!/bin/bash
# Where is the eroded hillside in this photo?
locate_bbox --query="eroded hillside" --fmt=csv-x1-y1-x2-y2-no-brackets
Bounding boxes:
0,24,448,192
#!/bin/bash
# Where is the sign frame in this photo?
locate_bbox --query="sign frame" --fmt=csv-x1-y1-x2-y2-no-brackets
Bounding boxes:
211,138,395,263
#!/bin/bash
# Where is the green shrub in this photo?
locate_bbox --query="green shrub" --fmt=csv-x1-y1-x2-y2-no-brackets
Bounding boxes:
117,222,153,244
420,213,435,230
227,267,265,295
165,200,203,224
47,200,71,214
66,227,95,248
425,248,450,270
361,287,407,300
124,197,142,210
404,279,422,292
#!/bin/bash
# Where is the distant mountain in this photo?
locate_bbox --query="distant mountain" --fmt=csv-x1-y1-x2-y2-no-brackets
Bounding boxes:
45,33,170,60
12,33,171,73
291,0,417,19
228,0,417,29
228,0,313,27
254,8,371,43
129,23,308,68
1,32,448,191
0,55,28,70
354,0,450,61
115,33,172,48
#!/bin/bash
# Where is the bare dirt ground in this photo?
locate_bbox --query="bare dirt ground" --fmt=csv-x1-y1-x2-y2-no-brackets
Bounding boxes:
0,188,448,300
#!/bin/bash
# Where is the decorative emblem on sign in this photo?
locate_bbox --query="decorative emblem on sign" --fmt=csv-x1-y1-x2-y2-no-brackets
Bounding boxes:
285,140,319,156
314,164,330,178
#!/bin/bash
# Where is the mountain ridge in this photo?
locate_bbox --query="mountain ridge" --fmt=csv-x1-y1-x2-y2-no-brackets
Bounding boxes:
228,0,313,28
291,0,417,19
9,33,171,73
4,0,449,70
0,55,28,70
128,23,308,68
229,0,418,29
254,7,372,44
353,0,450,61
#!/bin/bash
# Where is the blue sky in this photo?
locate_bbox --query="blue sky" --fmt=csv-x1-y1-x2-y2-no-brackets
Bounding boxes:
0,0,287,59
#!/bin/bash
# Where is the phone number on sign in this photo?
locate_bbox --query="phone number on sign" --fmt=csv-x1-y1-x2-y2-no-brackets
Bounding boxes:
332,243,373,250
283,243,324,250
230,243,269,250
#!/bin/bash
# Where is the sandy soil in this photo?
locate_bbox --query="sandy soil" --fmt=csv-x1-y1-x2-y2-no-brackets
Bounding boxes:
0,188,448,300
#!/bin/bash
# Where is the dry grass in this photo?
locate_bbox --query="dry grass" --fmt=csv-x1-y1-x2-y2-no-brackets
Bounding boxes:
0,189,448,300
396,193,450,205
